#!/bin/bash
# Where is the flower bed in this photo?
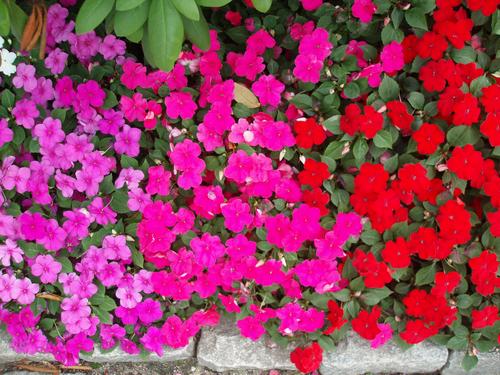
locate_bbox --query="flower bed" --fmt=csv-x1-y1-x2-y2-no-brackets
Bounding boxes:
0,0,499,373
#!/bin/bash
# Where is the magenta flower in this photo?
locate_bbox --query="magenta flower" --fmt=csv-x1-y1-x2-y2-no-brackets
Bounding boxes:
251,75,285,107
165,91,197,119
140,326,165,356
146,165,171,196
352,0,377,23
191,233,225,268
12,63,37,92
360,63,383,88
221,198,253,233
31,254,62,284
237,316,266,341
371,323,393,348
0,239,23,266
293,54,323,83
299,28,332,60
380,41,404,73
0,118,13,148
114,124,141,157
11,278,39,305
234,51,265,81
137,299,163,325
120,93,147,122
45,48,68,74
33,117,65,147
12,99,40,129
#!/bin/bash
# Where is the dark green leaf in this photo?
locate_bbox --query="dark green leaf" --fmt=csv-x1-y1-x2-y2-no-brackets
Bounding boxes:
252,0,272,12
183,8,210,51
0,0,10,36
405,8,428,30
415,262,436,286
114,1,149,36
379,76,400,102
447,126,480,146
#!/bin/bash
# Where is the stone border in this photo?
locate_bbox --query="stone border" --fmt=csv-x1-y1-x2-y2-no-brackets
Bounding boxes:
1,322,499,374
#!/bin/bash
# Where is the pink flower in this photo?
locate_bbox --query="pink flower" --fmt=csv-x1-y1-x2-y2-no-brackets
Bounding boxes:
221,198,253,232
121,60,148,90
120,93,147,122
34,117,65,147
165,91,197,119
300,0,323,11
102,235,131,261
98,262,123,287
88,197,116,225
12,99,39,129
116,286,142,308
290,21,315,41
76,80,105,108
371,323,393,348
0,118,13,147
11,278,39,305
314,231,345,259
121,339,140,354
31,254,62,284
191,233,225,268
293,54,323,83
294,259,341,293
247,29,276,55
114,125,141,157
380,41,404,73
141,327,165,356
299,28,332,60
161,315,195,349
45,48,68,74
234,51,265,81
251,75,285,107
170,139,201,171
291,204,322,240
253,259,286,286
0,239,23,266
12,63,37,92
39,219,67,251
128,188,152,212
146,165,171,196
334,212,363,242
137,299,163,324
19,212,46,241
360,63,383,88
237,316,266,341
352,0,377,23
99,34,126,60
2,164,30,193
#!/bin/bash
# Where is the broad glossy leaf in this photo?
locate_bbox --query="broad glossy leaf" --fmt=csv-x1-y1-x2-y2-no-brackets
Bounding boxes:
172,0,199,21
116,0,146,11
183,7,210,51
114,1,149,36
75,0,115,34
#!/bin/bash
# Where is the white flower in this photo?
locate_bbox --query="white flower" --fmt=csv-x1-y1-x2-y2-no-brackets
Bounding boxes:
0,48,16,76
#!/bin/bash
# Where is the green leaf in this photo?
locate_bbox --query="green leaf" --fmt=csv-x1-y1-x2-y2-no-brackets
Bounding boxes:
379,76,400,101
373,129,394,149
0,0,10,36
291,94,313,109
415,262,436,286
183,9,210,51
116,0,146,11
318,335,336,351
172,0,199,20
447,126,480,146
147,0,183,71
195,0,231,6
252,0,272,12
114,1,149,37
103,90,118,109
361,230,380,246
343,82,360,99
93,306,112,324
456,294,472,309
407,92,425,109
451,47,476,64
324,141,346,159
1,89,15,108
131,246,144,268
126,26,144,43
353,138,369,161
492,10,500,35
469,75,491,96
75,0,115,34
405,8,428,30
226,26,249,44
462,354,478,371
110,190,130,214
362,287,393,305
58,257,73,273
5,0,27,41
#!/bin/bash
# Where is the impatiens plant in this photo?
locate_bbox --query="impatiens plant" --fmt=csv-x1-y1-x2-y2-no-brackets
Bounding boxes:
0,0,499,374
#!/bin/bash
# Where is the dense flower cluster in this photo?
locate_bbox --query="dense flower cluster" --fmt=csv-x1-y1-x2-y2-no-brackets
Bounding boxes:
0,0,499,373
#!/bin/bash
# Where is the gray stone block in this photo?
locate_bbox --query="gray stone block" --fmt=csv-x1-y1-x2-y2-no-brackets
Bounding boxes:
0,333,52,363
320,332,449,375
442,350,500,375
197,319,295,372
80,341,195,363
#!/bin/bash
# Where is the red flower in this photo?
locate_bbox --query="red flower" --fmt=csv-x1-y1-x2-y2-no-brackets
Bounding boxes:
471,306,499,330
408,227,439,260
400,320,435,344
480,112,500,147
360,105,384,139
290,342,323,374
302,188,330,216
340,104,383,139
452,93,480,126
457,63,483,85
351,306,382,340
480,84,500,112
432,271,461,296
353,163,389,196
294,118,327,149
386,101,414,135
340,103,362,136
381,237,411,269
323,301,347,335
416,32,448,61
447,145,484,181
419,60,448,92
298,159,330,188
467,0,500,16
438,87,465,117
436,200,471,245
225,11,242,26
401,35,418,63
412,123,445,155
487,210,500,237
469,251,499,296
403,289,429,317
352,249,392,288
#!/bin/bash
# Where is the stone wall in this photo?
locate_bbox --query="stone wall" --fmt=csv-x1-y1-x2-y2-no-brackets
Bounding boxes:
1,321,499,374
